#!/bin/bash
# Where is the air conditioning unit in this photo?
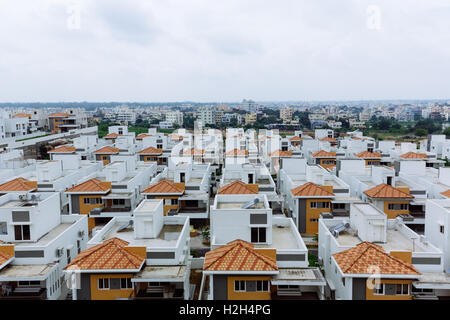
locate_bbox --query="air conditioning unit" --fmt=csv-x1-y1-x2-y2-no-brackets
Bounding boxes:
78,230,85,238
56,247,64,257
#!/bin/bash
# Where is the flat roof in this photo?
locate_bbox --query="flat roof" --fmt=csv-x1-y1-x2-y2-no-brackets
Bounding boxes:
256,225,303,250
0,200,39,208
15,223,73,247
135,200,160,213
0,264,56,280
132,265,187,282
217,202,266,210
353,203,384,216
103,223,183,248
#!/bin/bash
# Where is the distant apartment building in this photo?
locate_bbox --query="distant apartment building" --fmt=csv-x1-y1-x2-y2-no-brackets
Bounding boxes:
198,107,216,125
245,113,257,125
280,107,293,121
165,111,184,126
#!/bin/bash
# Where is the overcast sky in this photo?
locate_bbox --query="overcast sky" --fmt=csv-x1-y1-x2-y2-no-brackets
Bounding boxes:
0,0,449,102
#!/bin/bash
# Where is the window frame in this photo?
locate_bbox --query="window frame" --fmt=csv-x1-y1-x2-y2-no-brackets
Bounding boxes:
98,278,110,290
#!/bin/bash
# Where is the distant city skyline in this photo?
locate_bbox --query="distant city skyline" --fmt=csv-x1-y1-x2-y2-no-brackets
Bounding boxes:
1,1,449,102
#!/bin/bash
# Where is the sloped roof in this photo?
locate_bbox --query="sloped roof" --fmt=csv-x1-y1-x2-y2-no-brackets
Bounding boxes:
64,238,145,271
93,146,119,154
48,113,69,117
0,247,14,267
48,145,76,153
333,242,420,275
269,150,292,157
183,148,205,155
141,179,184,194
364,184,414,199
355,151,381,158
136,133,152,140
217,181,258,195
12,113,31,118
225,149,248,156
319,137,336,142
66,178,111,193
0,177,36,192
400,152,427,159
289,136,303,141
103,133,121,139
312,150,336,158
204,240,278,272
138,147,163,155
440,190,450,198
290,182,335,197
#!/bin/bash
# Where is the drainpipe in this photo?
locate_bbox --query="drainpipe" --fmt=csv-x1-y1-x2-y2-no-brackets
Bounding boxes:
198,273,206,300
71,273,77,300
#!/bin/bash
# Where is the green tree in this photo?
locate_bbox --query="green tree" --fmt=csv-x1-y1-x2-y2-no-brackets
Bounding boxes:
414,128,428,136
444,127,450,138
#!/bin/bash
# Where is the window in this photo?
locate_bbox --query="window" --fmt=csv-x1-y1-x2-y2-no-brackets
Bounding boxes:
388,203,408,211
396,284,410,295
373,283,384,295
234,280,245,292
112,199,125,206
84,198,103,205
66,249,71,265
14,225,30,241
171,199,178,205
256,280,269,292
18,281,40,287
440,225,444,234
310,201,330,209
77,240,81,254
234,280,269,292
251,227,266,243
0,222,7,235
98,278,110,290
120,278,133,289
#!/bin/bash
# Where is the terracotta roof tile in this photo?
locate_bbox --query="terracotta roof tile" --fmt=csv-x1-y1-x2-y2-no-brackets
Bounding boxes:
290,182,335,197
66,178,111,193
103,133,121,139
65,238,145,271
0,177,36,192
142,179,184,194
138,147,163,155
48,145,76,153
289,136,303,141
0,247,14,267
400,152,427,159
440,190,450,198
225,149,248,156
183,148,204,155
48,113,69,117
333,242,420,275
319,137,336,142
204,240,278,272
364,184,414,198
269,150,292,157
93,146,119,154
312,150,336,158
218,181,258,194
136,133,152,140
12,113,31,118
355,151,381,158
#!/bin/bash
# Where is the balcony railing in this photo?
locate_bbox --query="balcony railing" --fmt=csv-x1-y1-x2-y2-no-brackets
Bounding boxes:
0,287,47,300
90,207,132,215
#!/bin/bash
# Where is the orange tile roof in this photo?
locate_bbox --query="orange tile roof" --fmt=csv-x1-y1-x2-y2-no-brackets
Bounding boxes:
204,240,278,272
352,137,362,140
66,178,111,193
48,145,76,153
170,134,182,141
225,149,248,156
355,151,381,158
333,242,420,275
12,113,31,118
136,133,152,140
0,177,36,192
142,179,184,194
218,181,258,195
48,112,69,117
138,147,163,155
364,184,414,199
0,247,14,267
93,146,119,154
269,150,292,157
103,133,121,139
183,148,205,155
312,150,336,158
400,152,427,159
289,136,303,141
290,182,335,197
440,190,450,198
65,238,145,271
319,137,336,142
